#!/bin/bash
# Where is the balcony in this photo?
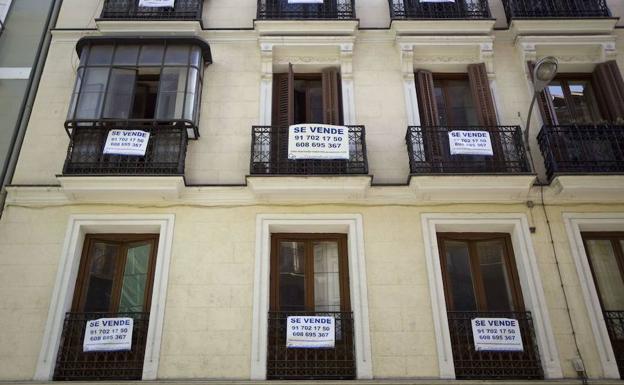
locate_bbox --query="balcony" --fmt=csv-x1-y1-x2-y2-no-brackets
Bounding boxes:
447,311,543,379
53,312,150,381
503,0,610,20
257,0,355,20
406,126,530,174
538,124,624,180
99,0,202,20
251,125,368,175
604,311,624,379
267,311,355,379
389,0,491,19
503,0,615,36
63,122,188,176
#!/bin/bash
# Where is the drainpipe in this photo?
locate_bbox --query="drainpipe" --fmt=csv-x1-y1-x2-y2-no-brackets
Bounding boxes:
0,0,64,218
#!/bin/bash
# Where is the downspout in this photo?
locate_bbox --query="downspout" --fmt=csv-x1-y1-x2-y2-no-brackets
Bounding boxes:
0,0,64,218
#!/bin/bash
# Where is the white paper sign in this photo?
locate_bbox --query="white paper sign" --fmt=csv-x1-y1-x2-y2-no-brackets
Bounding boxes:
286,316,335,348
288,0,324,3
448,130,493,156
471,318,524,352
288,124,350,160
103,130,150,156
139,0,174,7
83,318,134,352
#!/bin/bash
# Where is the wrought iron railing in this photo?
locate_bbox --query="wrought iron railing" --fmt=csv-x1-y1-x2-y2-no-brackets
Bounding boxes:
100,0,202,20
405,126,530,174
267,311,355,379
537,124,624,180
53,312,150,381
502,0,610,21
388,0,491,19
447,311,543,379
251,125,368,175
604,311,624,379
63,123,188,175
257,0,355,19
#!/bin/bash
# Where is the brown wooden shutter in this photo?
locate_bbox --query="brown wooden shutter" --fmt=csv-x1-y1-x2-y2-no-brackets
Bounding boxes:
272,64,294,128
592,60,624,122
527,61,557,126
322,68,341,125
415,70,439,126
467,63,498,127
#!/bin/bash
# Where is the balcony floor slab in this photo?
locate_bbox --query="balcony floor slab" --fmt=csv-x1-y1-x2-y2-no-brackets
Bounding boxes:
57,176,185,202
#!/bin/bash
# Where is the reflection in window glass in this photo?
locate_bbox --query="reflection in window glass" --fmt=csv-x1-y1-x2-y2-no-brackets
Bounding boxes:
476,239,514,311
586,239,624,311
445,240,477,311
119,243,152,313
83,242,119,312
156,67,188,119
103,68,136,119
313,241,341,312
75,68,109,119
279,241,306,311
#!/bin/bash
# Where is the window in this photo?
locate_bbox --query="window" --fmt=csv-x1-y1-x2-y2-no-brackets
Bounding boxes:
582,232,624,312
437,233,524,312
546,76,602,125
433,75,479,126
66,38,211,139
54,234,159,381
267,233,355,379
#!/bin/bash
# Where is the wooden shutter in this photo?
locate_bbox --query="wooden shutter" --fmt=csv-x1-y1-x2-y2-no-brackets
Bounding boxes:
272,63,294,128
592,60,624,122
415,70,439,126
467,63,498,127
527,61,557,126
322,68,341,125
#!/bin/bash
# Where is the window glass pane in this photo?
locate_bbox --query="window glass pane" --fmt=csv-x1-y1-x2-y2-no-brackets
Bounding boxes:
165,44,190,65
568,81,599,123
113,45,139,66
118,242,152,313
548,81,573,124
183,67,199,120
139,45,164,66
586,239,624,310
313,241,340,312
446,79,478,126
434,85,447,126
309,85,323,124
279,241,306,311
87,45,113,65
83,242,119,312
156,67,187,119
76,68,109,119
476,239,514,311
67,68,84,119
444,240,477,311
79,46,89,65
103,68,136,119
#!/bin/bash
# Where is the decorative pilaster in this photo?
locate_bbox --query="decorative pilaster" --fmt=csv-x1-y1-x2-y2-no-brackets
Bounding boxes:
400,44,420,126
259,43,274,126
340,43,356,125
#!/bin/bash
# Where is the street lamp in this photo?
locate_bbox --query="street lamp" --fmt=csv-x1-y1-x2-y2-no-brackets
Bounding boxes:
524,56,558,172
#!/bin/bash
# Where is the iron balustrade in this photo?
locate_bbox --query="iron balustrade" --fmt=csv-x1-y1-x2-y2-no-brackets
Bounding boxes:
388,0,491,19
251,125,368,175
53,312,150,381
604,311,624,379
257,0,355,19
502,0,610,21
405,126,530,174
63,123,188,176
537,124,624,180
447,311,543,379
100,0,202,20
267,311,355,379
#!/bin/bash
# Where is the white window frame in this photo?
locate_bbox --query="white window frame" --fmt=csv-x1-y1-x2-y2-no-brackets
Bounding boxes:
250,213,373,380
34,214,175,381
563,212,624,379
421,213,563,379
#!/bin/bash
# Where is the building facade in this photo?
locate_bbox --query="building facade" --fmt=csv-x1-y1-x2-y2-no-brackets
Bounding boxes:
1,0,624,382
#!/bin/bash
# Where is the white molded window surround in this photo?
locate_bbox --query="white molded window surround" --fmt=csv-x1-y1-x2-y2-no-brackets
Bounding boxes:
251,214,373,380
563,213,624,379
421,213,563,379
35,214,175,381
